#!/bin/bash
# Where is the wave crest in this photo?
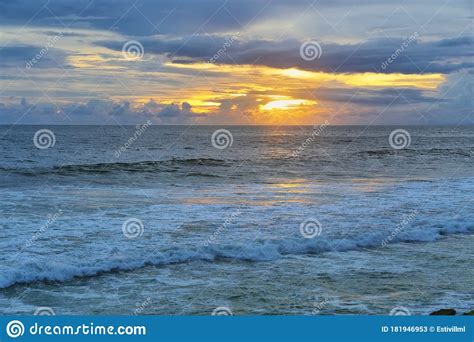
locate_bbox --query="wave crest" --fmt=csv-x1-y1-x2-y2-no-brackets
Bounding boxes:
1,223,472,289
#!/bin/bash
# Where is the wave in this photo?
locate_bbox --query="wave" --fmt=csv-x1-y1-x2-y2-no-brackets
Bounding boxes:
358,148,472,157
1,222,472,289
0,158,230,176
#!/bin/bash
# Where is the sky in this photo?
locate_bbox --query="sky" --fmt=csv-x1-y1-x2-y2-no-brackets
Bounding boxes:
0,0,472,125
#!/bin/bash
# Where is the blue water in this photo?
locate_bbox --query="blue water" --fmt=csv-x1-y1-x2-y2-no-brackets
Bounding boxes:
0,125,473,314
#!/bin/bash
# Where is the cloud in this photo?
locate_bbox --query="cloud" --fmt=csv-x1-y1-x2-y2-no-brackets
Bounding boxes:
0,98,199,124
97,35,473,74
155,101,193,120
0,45,69,69
0,76,470,125
305,87,445,106
41,30,91,37
1,0,471,125
0,0,305,36
2,0,470,58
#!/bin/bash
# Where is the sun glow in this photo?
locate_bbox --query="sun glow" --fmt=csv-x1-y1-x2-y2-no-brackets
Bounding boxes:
167,62,445,90
118,62,447,124
261,99,316,111
279,68,315,78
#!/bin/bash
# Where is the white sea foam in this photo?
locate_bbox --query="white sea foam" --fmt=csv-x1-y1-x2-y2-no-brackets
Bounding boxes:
1,222,472,289
1,126,474,314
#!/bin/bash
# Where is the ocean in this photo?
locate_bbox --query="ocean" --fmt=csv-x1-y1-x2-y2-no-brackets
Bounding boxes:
0,125,473,315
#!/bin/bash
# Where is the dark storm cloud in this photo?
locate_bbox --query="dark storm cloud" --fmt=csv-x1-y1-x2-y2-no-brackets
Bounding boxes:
98,35,473,74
